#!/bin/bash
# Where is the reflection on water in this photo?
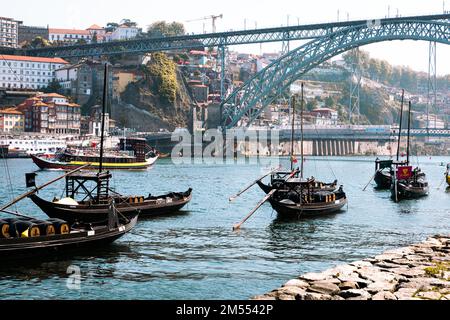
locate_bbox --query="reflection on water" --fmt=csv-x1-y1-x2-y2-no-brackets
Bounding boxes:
0,157,449,299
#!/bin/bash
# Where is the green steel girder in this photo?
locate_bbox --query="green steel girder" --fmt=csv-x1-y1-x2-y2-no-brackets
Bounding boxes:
221,19,450,129
2,14,449,58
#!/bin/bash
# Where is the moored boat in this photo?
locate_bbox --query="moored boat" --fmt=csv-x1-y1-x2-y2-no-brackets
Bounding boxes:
31,138,158,171
390,101,429,202
446,164,450,187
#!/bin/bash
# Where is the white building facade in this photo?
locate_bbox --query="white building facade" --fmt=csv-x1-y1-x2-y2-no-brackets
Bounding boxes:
0,16,20,48
49,28,92,43
0,55,68,90
106,25,140,41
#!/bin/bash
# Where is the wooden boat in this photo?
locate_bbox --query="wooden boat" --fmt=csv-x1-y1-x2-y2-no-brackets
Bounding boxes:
373,90,406,190
0,164,138,261
257,173,338,194
231,83,347,230
31,138,158,171
266,178,347,217
29,174,192,224
390,101,429,202
0,212,138,261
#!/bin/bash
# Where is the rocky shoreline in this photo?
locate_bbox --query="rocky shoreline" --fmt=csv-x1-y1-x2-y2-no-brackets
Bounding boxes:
253,235,450,300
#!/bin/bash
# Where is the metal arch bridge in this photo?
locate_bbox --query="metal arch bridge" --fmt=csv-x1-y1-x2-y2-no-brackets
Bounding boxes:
221,18,450,129
2,14,449,58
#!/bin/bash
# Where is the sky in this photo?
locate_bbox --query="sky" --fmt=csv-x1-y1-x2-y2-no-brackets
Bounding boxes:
4,0,450,75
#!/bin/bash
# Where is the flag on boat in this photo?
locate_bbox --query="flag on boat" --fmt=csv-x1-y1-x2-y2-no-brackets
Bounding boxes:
291,156,298,164
397,166,413,180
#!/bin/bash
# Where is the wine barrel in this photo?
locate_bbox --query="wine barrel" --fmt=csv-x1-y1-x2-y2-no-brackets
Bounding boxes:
0,219,11,238
29,219,56,236
47,219,70,235
10,221,41,238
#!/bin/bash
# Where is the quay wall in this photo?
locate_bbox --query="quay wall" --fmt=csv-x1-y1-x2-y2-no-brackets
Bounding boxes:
253,235,450,300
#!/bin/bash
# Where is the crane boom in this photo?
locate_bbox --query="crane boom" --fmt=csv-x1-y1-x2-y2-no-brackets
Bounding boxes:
185,14,223,33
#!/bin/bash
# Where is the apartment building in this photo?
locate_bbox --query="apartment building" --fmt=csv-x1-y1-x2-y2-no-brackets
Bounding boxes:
0,17,20,48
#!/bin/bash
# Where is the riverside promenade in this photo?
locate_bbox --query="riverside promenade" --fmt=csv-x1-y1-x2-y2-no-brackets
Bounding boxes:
253,235,450,300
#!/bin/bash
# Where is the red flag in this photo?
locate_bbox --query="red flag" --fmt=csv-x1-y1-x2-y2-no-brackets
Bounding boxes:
397,166,413,180
291,156,298,164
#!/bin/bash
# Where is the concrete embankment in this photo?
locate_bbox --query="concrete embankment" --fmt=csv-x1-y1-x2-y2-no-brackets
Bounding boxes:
253,235,450,300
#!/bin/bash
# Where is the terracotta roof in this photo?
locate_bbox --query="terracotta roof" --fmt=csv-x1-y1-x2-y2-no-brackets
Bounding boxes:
0,54,68,64
68,103,81,107
0,108,23,115
39,93,67,99
49,28,91,35
87,24,103,30
33,102,49,107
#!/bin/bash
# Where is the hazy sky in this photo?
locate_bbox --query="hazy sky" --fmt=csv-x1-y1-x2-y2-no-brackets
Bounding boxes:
4,0,450,75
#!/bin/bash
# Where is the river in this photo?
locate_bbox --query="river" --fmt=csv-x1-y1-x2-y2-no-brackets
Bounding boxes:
0,156,449,299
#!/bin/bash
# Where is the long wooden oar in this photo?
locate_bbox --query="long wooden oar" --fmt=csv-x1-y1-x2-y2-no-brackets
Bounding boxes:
229,167,280,202
0,163,91,213
232,189,276,231
362,171,378,191
436,176,447,190
0,208,35,220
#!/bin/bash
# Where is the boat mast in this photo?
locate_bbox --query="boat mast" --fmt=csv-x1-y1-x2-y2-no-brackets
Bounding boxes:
407,101,412,165
99,63,108,174
396,89,405,162
290,94,296,172
300,83,304,179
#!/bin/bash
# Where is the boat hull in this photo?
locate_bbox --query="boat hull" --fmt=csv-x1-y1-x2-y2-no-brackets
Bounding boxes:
374,170,392,189
31,154,158,171
0,216,137,261
447,174,450,187
391,182,429,201
268,197,348,218
29,189,192,224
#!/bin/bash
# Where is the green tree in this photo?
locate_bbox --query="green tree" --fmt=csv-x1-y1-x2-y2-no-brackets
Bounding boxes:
146,52,179,103
105,22,119,33
29,36,50,48
120,19,138,27
42,80,64,94
147,21,185,38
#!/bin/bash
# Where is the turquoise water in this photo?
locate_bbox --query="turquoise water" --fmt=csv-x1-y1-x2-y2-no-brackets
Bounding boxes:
0,156,449,300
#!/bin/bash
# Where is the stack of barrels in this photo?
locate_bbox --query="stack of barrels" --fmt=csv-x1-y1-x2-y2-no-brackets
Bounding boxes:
0,218,70,239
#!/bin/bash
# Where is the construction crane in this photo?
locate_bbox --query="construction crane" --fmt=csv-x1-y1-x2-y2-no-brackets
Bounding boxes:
185,14,223,33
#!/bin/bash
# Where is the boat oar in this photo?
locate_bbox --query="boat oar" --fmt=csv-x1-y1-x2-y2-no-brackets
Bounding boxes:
232,189,276,231
229,167,280,202
436,177,447,190
0,163,91,213
362,171,378,191
0,208,35,220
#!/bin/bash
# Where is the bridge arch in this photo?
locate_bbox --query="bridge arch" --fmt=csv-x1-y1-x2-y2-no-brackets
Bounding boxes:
221,19,450,128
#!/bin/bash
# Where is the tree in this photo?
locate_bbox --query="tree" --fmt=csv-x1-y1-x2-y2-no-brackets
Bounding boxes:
147,21,185,38
29,36,50,48
42,80,63,94
105,22,119,33
92,32,98,43
120,19,138,27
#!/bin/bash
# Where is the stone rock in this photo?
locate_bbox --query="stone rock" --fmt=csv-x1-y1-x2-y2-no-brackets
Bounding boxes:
389,267,426,278
375,261,404,269
283,279,310,288
385,247,415,256
415,291,442,300
394,288,417,300
375,253,404,261
278,294,296,300
443,294,450,300
339,281,359,290
309,281,340,295
430,279,450,288
397,278,434,291
279,286,307,297
299,292,333,300
339,289,371,300
337,273,372,288
372,291,397,300
366,281,398,294
300,272,331,282
357,267,399,283
331,295,345,300
252,295,276,300
349,260,373,268
324,264,357,277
